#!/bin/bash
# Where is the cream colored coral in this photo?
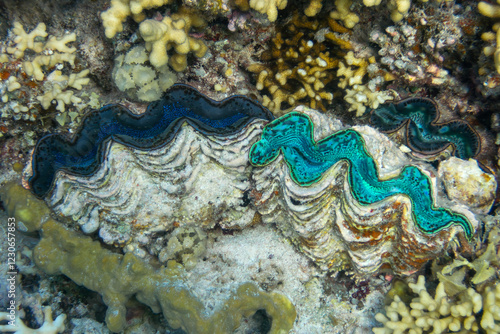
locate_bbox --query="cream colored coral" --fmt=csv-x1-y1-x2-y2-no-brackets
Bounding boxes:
6,22,47,58
139,8,207,71
0,307,66,334
388,0,411,22
23,53,76,81
43,33,77,53
479,2,500,74
249,0,288,22
344,84,393,116
112,45,176,101
374,276,500,334
100,0,172,38
330,0,359,28
6,76,21,92
304,0,323,16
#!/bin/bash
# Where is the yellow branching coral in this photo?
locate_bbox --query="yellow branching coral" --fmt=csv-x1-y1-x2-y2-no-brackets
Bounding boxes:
249,0,288,22
330,0,359,28
479,1,500,74
375,227,500,333
139,7,208,71
374,276,500,334
0,182,297,334
0,21,91,124
101,0,173,38
248,14,352,114
337,52,393,116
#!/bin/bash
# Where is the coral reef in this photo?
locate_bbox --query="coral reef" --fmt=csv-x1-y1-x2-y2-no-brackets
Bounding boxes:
102,1,208,73
370,98,481,159
0,21,91,125
0,307,66,334
0,182,297,334
247,13,394,115
374,223,500,333
249,111,473,237
28,84,274,198
100,0,173,38
248,0,287,22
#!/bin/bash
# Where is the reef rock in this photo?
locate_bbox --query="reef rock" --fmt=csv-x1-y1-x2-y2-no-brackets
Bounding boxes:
438,157,497,215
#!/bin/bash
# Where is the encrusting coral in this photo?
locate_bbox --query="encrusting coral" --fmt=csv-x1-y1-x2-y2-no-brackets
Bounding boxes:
0,21,91,125
0,182,297,334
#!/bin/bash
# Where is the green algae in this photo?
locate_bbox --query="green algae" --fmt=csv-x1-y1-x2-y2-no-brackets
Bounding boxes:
249,112,473,238
0,182,296,333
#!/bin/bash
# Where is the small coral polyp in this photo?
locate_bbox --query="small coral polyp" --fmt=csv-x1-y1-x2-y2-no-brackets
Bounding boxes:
249,111,473,238
370,98,481,159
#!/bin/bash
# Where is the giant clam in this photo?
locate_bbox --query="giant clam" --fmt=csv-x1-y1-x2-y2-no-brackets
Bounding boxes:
25,87,478,275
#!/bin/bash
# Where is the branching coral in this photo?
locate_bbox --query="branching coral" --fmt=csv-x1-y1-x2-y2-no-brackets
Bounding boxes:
374,276,500,333
375,226,500,333
100,0,173,38
102,0,208,73
249,0,288,22
247,14,349,114
0,307,66,334
479,0,500,74
138,6,208,71
0,182,296,334
0,21,91,125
